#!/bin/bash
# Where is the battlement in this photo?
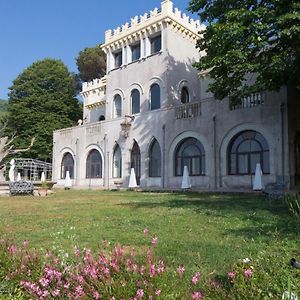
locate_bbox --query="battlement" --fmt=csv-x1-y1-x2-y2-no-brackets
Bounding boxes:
81,76,107,93
103,0,203,46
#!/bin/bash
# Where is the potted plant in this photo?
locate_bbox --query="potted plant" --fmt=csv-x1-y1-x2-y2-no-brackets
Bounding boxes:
38,181,48,197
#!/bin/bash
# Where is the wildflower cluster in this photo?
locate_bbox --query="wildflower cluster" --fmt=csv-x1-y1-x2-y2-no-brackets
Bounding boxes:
0,229,204,299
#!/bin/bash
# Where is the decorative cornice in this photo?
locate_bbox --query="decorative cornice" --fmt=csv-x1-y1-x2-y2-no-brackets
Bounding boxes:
85,100,107,110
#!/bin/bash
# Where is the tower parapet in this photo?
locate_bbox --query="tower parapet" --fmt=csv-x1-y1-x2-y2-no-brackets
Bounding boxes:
103,0,204,49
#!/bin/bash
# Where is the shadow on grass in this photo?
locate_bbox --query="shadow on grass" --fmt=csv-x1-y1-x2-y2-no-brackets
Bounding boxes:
119,192,299,238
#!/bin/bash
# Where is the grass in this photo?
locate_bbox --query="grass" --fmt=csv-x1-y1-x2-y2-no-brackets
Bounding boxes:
0,189,298,277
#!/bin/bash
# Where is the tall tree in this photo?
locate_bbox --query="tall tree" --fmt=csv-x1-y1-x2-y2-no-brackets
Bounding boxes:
76,45,106,82
7,59,82,161
188,0,300,101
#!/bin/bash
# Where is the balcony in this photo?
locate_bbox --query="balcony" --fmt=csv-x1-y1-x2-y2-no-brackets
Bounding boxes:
230,93,264,111
175,101,201,120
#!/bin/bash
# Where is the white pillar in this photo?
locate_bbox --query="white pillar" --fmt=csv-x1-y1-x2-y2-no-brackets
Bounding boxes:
145,35,151,56
127,42,132,64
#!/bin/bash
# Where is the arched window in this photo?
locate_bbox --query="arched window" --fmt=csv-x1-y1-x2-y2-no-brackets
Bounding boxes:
150,84,160,110
99,115,105,121
131,89,140,114
181,87,189,104
131,141,141,185
149,139,161,177
86,149,102,178
228,130,270,175
113,145,122,178
61,152,74,179
175,137,205,176
113,94,122,118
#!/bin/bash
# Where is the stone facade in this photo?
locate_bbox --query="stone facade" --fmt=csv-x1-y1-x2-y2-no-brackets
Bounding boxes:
52,0,300,190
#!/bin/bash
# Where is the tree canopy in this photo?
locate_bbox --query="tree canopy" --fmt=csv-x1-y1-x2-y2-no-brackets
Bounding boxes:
188,0,300,101
76,45,106,82
7,59,82,161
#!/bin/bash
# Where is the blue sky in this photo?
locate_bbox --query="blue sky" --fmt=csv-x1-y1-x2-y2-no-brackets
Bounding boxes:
0,0,198,100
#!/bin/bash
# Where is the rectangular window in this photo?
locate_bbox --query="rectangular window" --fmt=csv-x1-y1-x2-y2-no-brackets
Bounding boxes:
114,51,122,68
150,34,161,54
131,43,141,61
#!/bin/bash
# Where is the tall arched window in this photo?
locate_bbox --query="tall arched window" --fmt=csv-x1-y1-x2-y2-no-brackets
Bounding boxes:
181,87,189,104
175,137,205,176
150,84,160,110
149,139,161,177
61,152,74,179
113,145,122,178
228,130,270,175
113,94,122,118
131,89,140,114
86,149,102,178
131,142,141,185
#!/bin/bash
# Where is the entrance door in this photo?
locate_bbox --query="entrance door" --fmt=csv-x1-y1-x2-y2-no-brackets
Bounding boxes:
295,133,300,185
131,142,141,185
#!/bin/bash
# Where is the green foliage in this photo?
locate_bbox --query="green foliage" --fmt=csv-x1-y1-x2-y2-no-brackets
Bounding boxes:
76,45,106,82
204,245,300,299
0,99,8,120
285,193,300,227
188,0,300,101
7,59,82,161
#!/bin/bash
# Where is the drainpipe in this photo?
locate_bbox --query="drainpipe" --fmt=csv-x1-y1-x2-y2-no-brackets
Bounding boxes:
162,124,166,189
103,133,107,188
75,138,79,186
213,115,217,190
280,103,285,182
106,152,110,190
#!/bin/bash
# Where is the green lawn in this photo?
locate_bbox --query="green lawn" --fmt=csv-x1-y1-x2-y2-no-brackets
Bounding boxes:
0,190,298,277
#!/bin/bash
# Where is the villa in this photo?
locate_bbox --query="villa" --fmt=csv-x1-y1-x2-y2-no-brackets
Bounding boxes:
52,0,300,190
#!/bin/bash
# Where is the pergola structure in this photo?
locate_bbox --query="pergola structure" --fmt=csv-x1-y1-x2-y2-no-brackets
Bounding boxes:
9,158,52,181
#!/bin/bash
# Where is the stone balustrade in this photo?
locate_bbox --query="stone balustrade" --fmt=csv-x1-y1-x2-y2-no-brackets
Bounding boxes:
175,101,201,119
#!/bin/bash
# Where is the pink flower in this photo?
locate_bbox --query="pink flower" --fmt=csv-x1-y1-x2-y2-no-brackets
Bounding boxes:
151,235,158,246
143,228,149,237
7,245,17,255
137,289,144,299
192,291,202,300
74,246,80,257
191,272,201,285
244,268,253,279
227,271,236,280
150,264,156,277
93,291,101,299
23,240,29,248
177,265,185,277
155,289,161,297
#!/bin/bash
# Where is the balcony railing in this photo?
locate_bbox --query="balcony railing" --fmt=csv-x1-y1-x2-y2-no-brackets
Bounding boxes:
175,102,201,119
230,93,264,110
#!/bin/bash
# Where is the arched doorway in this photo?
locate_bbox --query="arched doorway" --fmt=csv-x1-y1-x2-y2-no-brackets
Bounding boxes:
295,133,300,185
131,141,141,185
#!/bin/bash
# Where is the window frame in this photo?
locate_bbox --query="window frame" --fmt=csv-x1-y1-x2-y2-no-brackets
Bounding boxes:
114,50,122,68
86,149,102,179
113,145,122,178
113,94,122,118
150,83,161,111
131,89,140,114
149,139,162,177
174,137,205,176
150,34,162,55
131,42,141,62
228,130,270,175
61,152,74,179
